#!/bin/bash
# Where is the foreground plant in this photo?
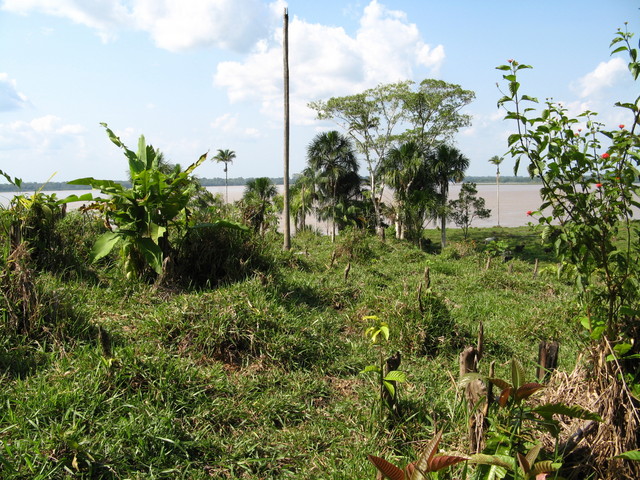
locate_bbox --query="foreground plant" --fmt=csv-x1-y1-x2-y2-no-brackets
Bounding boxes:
68,124,207,278
361,316,406,420
461,358,600,480
368,431,467,479
496,28,640,477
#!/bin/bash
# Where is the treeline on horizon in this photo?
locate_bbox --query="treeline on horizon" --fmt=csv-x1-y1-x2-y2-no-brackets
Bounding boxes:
0,175,541,193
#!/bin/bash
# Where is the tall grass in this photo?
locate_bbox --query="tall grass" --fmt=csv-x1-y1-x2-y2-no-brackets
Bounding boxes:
0,223,583,478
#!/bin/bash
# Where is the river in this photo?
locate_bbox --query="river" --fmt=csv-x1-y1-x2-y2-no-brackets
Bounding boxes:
0,183,544,229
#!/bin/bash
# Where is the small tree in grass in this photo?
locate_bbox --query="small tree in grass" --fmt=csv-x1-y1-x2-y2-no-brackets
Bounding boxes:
448,182,491,239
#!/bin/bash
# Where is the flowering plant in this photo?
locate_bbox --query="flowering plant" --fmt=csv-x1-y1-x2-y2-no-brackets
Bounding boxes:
496,25,640,347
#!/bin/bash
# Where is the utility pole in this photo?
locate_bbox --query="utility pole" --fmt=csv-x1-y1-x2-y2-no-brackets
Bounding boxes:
282,7,291,250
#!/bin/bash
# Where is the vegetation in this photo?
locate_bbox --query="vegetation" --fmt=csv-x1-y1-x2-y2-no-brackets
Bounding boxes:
1,207,594,478
0,26,638,480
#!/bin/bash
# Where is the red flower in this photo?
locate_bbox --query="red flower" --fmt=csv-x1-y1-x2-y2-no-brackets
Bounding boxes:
507,59,514,63
619,124,625,129
526,210,533,216
595,183,603,188
601,153,610,159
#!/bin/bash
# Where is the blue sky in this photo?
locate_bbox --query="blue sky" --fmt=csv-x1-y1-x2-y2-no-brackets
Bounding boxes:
0,0,638,183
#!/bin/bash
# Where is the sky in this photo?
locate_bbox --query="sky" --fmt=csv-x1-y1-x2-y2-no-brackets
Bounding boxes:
0,0,638,184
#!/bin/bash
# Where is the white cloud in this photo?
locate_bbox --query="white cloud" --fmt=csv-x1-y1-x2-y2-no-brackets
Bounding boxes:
1,0,130,42
211,113,239,132
0,115,86,151
0,73,30,111
131,0,272,52
211,113,265,139
214,0,444,126
1,0,275,51
574,57,627,98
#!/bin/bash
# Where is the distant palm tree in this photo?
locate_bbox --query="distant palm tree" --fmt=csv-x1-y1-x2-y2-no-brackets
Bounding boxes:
488,155,504,226
213,149,236,203
427,144,470,248
307,131,358,241
243,177,278,234
382,141,425,239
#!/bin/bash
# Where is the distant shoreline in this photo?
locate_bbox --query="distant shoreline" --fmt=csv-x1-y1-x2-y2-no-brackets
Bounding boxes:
0,176,541,193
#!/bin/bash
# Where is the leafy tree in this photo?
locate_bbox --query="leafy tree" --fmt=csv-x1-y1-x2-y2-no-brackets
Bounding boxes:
242,177,278,235
307,131,359,241
401,79,475,151
309,82,411,235
309,80,474,236
426,144,470,248
213,149,236,203
448,182,491,238
488,155,504,226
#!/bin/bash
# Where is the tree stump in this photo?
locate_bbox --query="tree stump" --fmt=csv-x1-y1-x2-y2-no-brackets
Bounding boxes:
537,340,559,381
383,351,401,415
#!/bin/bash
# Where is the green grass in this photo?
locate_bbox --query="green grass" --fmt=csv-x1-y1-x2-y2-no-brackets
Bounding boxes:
0,225,584,479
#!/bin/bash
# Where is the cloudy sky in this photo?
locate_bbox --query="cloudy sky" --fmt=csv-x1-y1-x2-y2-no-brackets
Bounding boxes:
0,0,637,183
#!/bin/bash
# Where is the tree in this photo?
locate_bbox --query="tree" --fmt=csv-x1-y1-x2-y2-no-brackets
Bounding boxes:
426,144,470,248
448,182,491,238
381,141,426,239
488,155,504,226
401,79,475,151
309,80,474,236
213,149,236,203
242,177,278,235
307,131,358,241
309,82,411,235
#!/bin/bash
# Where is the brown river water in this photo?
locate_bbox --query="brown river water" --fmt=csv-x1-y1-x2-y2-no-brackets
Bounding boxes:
0,183,547,229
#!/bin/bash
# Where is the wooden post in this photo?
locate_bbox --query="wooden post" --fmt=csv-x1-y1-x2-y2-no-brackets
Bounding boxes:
460,346,486,453
533,258,539,278
537,340,559,381
282,8,291,251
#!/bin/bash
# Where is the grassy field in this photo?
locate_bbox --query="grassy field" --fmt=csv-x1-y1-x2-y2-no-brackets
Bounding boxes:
0,222,586,479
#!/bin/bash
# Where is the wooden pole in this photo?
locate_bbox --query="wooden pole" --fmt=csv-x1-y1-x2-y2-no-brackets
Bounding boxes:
282,8,291,251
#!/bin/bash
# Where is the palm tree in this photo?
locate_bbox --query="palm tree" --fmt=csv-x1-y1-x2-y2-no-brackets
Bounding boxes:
307,131,358,241
382,141,425,239
243,177,278,234
427,144,470,248
488,155,504,227
213,149,236,203
290,168,320,233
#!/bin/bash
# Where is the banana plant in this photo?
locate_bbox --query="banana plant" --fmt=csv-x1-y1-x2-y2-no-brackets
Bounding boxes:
67,123,207,278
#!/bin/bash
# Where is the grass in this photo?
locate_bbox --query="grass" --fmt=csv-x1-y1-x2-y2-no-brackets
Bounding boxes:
0,222,585,479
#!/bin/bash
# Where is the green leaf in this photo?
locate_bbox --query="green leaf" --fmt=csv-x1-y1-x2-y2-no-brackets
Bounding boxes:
511,358,526,390
361,365,381,374
533,403,601,422
384,370,406,383
91,231,121,262
136,237,164,274
616,450,640,461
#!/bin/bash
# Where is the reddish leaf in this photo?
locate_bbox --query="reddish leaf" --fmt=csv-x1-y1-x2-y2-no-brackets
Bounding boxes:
368,455,405,480
515,382,544,401
517,452,530,473
498,387,513,407
489,377,511,390
404,462,416,479
428,455,468,472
